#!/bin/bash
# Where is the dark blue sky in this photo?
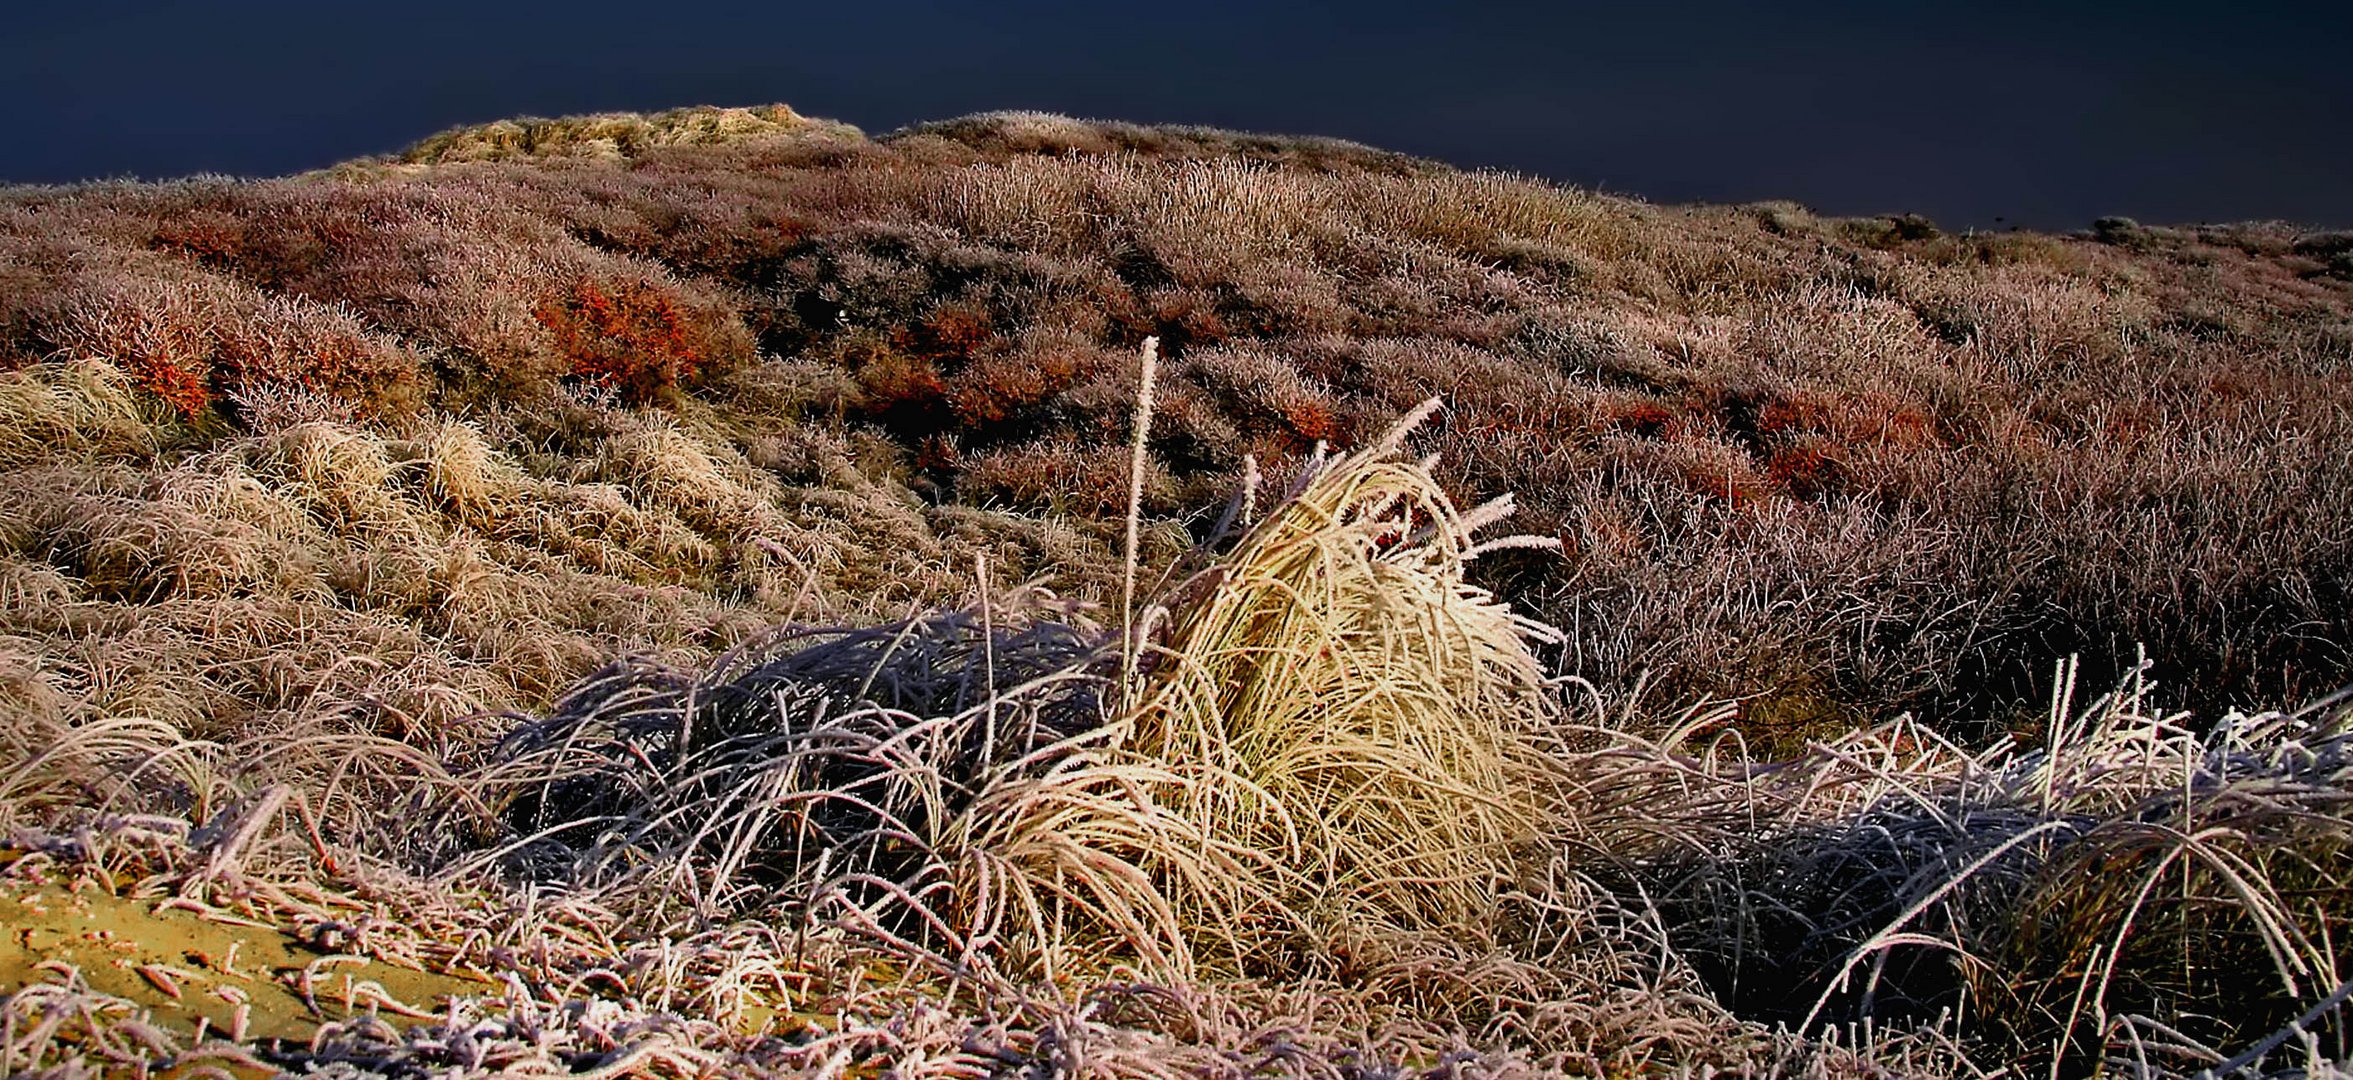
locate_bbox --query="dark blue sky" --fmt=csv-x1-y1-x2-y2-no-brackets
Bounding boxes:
4,1,2348,229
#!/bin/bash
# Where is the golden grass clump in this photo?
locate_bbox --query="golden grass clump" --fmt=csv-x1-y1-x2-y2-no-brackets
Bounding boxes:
247,420,411,535
1128,398,1567,944
420,418,528,526
0,361,160,471
591,419,779,538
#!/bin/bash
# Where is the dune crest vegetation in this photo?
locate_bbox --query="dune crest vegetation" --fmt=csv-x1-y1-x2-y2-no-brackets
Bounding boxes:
3,105,2351,1076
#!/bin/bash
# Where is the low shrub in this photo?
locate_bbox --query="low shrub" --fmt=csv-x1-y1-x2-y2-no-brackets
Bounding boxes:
533,274,714,402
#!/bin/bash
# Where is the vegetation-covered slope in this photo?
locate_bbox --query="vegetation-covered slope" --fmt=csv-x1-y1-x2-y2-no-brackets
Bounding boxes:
4,104,2351,1076
8,104,2348,742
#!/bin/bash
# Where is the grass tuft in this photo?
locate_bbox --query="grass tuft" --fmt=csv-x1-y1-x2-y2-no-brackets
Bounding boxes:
1129,397,1571,949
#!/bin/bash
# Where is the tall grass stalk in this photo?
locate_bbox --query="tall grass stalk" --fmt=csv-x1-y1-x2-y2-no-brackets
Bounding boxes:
1118,336,1159,713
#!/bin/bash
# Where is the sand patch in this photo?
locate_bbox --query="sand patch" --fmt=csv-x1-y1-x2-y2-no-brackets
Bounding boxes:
0,861,498,1048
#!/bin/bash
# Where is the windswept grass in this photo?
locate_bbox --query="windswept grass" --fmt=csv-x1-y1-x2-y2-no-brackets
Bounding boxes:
0,379,1771,1074
5,389,2349,1072
4,105,2353,1076
455,382,1594,988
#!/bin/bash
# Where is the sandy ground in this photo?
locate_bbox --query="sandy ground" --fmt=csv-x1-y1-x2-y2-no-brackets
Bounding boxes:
0,855,499,1050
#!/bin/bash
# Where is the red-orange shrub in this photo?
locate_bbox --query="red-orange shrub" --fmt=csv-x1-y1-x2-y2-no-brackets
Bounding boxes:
1281,397,1338,445
1758,389,1937,450
533,276,707,402
840,333,947,421
36,280,223,417
894,300,995,361
1187,344,1340,454
1681,463,1766,508
1765,441,1845,498
1146,288,1232,354
1603,396,1681,438
945,342,1086,426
